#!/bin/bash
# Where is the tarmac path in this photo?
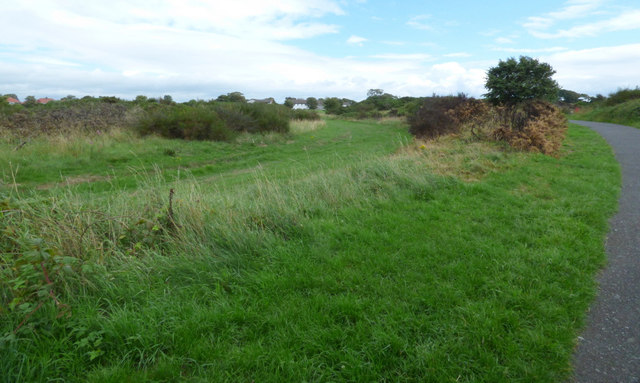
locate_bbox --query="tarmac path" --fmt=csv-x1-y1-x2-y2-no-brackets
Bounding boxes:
570,121,640,383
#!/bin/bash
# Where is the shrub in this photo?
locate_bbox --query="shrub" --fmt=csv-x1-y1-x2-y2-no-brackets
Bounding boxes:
136,105,235,141
407,95,469,138
0,102,129,136
290,109,320,121
236,103,290,134
214,103,259,132
493,100,567,154
605,87,640,106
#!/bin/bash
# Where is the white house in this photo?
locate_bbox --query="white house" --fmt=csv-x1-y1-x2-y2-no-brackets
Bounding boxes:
292,98,309,110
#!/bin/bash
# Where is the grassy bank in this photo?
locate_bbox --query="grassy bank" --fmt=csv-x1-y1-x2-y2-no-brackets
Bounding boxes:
572,98,640,128
1,121,619,382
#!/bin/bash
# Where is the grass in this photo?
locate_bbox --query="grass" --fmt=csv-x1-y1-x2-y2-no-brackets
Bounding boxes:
0,120,620,382
571,98,640,128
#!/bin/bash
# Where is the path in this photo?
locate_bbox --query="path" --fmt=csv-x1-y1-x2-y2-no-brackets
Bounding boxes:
570,120,640,383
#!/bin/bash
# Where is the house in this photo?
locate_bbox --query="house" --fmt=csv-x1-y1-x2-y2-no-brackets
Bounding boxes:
5,97,21,105
292,98,309,110
248,98,275,104
37,97,55,104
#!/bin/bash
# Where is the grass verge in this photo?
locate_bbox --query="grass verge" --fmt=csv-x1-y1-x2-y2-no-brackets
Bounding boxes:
572,99,640,128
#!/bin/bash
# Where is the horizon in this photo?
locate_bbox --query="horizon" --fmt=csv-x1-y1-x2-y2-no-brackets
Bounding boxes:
2,0,639,102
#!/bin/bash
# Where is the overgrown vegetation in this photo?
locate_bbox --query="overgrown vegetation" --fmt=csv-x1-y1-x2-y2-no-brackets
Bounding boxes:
572,87,640,128
408,95,567,155
0,118,620,382
0,97,301,140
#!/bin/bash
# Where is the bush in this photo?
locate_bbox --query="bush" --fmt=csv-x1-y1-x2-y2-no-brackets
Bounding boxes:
605,87,640,106
290,109,320,121
0,102,130,136
236,103,290,134
407,95,469,138
493,100,567,154
136,106,235,141
214,103,260,132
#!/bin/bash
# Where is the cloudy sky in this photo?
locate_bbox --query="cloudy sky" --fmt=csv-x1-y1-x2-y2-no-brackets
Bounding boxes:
1,0,639,102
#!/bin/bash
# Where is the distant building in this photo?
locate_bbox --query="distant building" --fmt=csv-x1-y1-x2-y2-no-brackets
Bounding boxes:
292,98,309,110
5,97,21,105
37,97,55,104
248,98,275,104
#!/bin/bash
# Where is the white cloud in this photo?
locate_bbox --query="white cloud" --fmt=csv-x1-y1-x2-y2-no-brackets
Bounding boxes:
370,54,433,61
444,52,472,58
524,0,604,31
491,46,568,54
346,35,368,45
495,37,514,44
531,10,640,39
407,15,433,31
524,0,640,39
544,43,640,94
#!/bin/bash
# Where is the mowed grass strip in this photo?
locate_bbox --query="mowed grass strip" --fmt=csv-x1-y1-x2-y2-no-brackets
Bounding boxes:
0,122,619,382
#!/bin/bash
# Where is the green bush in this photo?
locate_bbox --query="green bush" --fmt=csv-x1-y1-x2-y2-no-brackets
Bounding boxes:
214,103,259,132
605,87,640,106
290,109,320,121
136,106,235,141
236,103,290,133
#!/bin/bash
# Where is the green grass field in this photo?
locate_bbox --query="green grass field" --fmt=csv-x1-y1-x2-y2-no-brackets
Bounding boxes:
1,119,620,382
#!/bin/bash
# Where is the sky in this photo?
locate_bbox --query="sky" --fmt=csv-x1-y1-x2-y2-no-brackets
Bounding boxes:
1,0,639,102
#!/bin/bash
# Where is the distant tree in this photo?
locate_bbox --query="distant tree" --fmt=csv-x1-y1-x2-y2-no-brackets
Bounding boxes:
23,95,37,107
306,97,318,110
227,92,246,103
323,97,342,114
484,56,559,106
134,95,148,104
558,89,581,104
3,93,18,100
367,89,384,98
284,97,296,108
61,95,77,101
217,92,246,103
100,96,120,104
160,94,174,105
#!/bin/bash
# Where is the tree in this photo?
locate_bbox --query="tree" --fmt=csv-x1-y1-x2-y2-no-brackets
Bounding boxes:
367,89,384,98
306,97,318,110
134,95,148,104
284,97,296,108
23,95,37,107
227,92,246,103
323,97,342,114
484,56,559,106
217,92,246,103
160,94,174,105
558,89,582,104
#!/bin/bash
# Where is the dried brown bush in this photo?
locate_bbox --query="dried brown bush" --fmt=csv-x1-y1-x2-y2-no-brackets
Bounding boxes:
492,100,567,155
408,95,470,138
